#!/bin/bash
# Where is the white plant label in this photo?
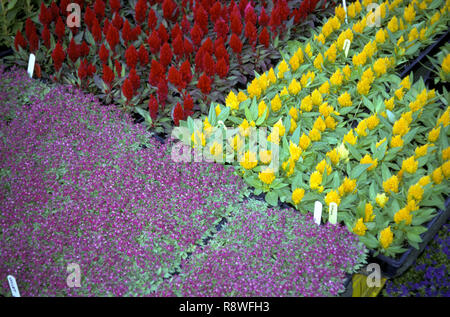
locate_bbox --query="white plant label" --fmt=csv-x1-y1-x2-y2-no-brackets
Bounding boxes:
343,39,351,58
7,275,20,297
329,202,338,225
27,53,35,78
313,201,322,225
342,0,348,24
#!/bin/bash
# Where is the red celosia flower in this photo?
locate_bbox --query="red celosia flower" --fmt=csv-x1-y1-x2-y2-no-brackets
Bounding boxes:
135,0,148,25
214,18,228,40
195,49,205,73
230,13,243,35
34,63,41,78
68,38,80,63
180,60,192,84
181,16,190,34
99,44,109,63
115,60,122,75
80,41,90,57
160,42,172,69
239,0,248,15
194,4,208,32
103,18,111,36
216,57,228,79
147,9,157,30
14,30,27,51
106,25,119,52
172,34,184,58
259,6,270,26
40,25,50,49
183,37,194,57
109,0,121,13
244,22,257,48
244,3,257,25
183,94,194,118
215,40,229,64
190,23,203,47
168,66,185,91
78,60,88,81
259,27,270,48
229,33,242,54
122,78,134,101
148,30,161,55
197,73,211,95
87,63,96,77
171,23,182,41
149,59,164,86
60,0,71,16
92,18,102,42
28,32,39,53
129,68,140,91
173,102,183,126
163,0,177,22
157,79,168,105
112,13,123,30
203,52,215,77
85,6,95,30
158,24,169,44
138,45,149,66
269,6,281,34
122,19,132,44
50,1,59,22
148,95,159,120
55,16,66,41
131,25,141,41
52,42,65,72
125,45,138,69
39,3,52,26
94,0,106,20
102,63,115,88
25,18,36,42
201,37,213,55
210,2,222,23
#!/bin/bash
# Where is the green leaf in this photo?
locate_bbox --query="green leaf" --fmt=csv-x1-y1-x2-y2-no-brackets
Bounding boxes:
406,232,423,244
346,143,362,161
350,164,370,179
265,191,279,206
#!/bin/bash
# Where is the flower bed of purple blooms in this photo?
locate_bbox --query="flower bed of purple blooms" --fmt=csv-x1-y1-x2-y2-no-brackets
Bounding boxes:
0,67,367,296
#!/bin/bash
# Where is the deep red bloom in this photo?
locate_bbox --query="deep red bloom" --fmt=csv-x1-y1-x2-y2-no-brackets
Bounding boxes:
194,4,208,32
269,6,281,33
147,9,157,30
173,102,183,126
148,30,161,55
214,39,228,63
103,18,111,36
203,52,215,77
87,63,96,77
135,0,148,25
163,0,178,22
168,66,185,91
52,42,65,72
92,18,103,42
183,37,194,57
40,25,50,49
55,16,66,41
210,2,222,23
122,19,132,44
28,32,39,53
50,1,59,22
39,3,52,26
190,23,203,47
106,25,120,52
244,22,257,47
180,60,192,84
172,34,184,58
158,24,169,44
244,3,257,25
157,79,168,105
238,0,248,15
216,57,228,79
259,27,270,48
25,18,36,42
197,73,211,95
201,37,213,55
183,94,194,118
230,13,243,35
131,25,141,41
80,41,90,57
112,13,123,30
149,59,164,86
102,63,115,88
138,45,149,66
148,95,159,120
85,6,95,30
78,60,88,81
159,42,172,69
34,63,41,78
259,6,270,26
14,30,27,51
98,44,109,64
68,38,80,63
129,68,140,91
122,78,134,101
214,18,228,40
171,23,182,41
94,0,106,20
109,0,121,13
115,60,122,75
125,45,139,69
229,33,242,54
181,16,190,34
195,49,205,73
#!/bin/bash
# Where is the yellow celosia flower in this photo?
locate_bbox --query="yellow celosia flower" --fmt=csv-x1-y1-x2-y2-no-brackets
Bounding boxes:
237,91,248,102
305,43,313,58
225,90,239,110
353,218,367,236
356,120,368,137
437,108,450,127
352,51,367,67
404,4,416,23
330,69,344,86
316,159,332,176
338,91,352,107
375,29,387,43
362,41,377,59
203,117,213,136
342,65,351,80
387,16,399,33
376,193,389,208
390,135,404,148
418,175,431,187
325,43,337,63
325,190,341,206
289,54,300,71
365,203,375,222
379,226,394,249
248,79,262,99
430,11,440,24
258,73,269,92
319,81,330,94
442,54,450,74
319,102,332,117
240,151,258,170
325,116,337,130
310,171,323,192
344,129,357,145
373,58,389,77
215,104,221,116
300,95,313,112
299,133,311,150
267,68,277,84
229,134,244,151
258,100,268,119
415,144,430,158
394,207,412,225
309,128,321,141
259,150,272,165
273,119,285,137
289,142,302,162
408,27,419,42
442,147,450,161
314,53,324,71
385,97,395,110
427,126,441,142
327,148,340,165
209,141,223,159
335,5,346,21
432,167,444,184
267,131,280,145
376,138,387,148
280,86,288,97
191,130,206,148
402,156,418,174
277,59,289,79
289,107,299,121
289,118,297,134
442,161,450,178
393,117,410,136
383,175,399,194
292,188,305,205
420,27,427,41
270,94,282,112
239,118,251,137
365,114,379,130
407,184,424,202
337,142,349,162
288,78,302,95
360,154,378,171
313,116,327,132
311,89,323,106
295,47,304,63
259,168,276,185
339,177,357,196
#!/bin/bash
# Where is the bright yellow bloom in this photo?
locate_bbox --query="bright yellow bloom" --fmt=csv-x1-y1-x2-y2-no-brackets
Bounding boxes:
288,78,301,95
363,41,377,59
325,116,337,130
415,144,430,158
406,199,419,212
343,65,351,80
442,54,450,74
313,116,327,132
215,104,221,116
373,58,389,77
203,117,213,136
319,102,332,117
239,118,251,137
259,150,272,165
442,161,450,178
225,91,239,110
337,143,349,161
310,171,323,192
240,151,258,170
376,193,389,208
325,43,337,63
353,218,367,236
277,59,289,79
338,91,352,107
209,141,223,159
442,147,450,161
402,156,418,174
375,29,387,43
383,175,399,194
420,27,428,41
258,100,268,119
385,97,395,110
394,207,412,225
393,117,410,136
270,94,282,112
292,188,305,205
259,168,276,185
319,81,330,94
229,134,243,151
267,68,277,84
325,190,341,206
387,16,399,33
330,69,344,86
380,226,394,249
289,54,300,71
289,118,297,134
313,53,324,71
407,184,424,202
339,177,357,196
280,86,288,97
299,133,311,150
366,114,380,130
418,175,431,187
427,126,441,142
300,95,313,112
327,148,340,165
248,79,262,99
311,89,323,106
267,130,280,145
352,51,367,67
309,128,321,141
237,91,248,102
305,43,313,58
330,16,341,30
390,135,404,148
274,119,285,137
356,120,368,137
376,138,387,148
289,107,299,121
335,5,346,21
404,4,416,23
295,47,304,64
432,167,444,184
316,159,332,176
191,130,206,147
289,142,302,162
300,71,315,87
360,154,378,171
437,108,450,127
258,73,269,92
357,78,371,95
408,27,419,42
322,21,334,38
344,129,357,145
430,11,440,25
365,203,375,222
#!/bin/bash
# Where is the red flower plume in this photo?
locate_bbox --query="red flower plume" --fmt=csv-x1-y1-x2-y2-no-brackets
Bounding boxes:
129,68,140,91
214,18,228,40
148,30,161,55
138,45,149,66
112,13,123,30
168,66,185,91
14,30,27,51
102,63,115,88
25,18,36,42
147,9,157,30
92,18,102,42
173,102,183,126
39,3,52,26
115,60,122,75
149,59,164,86
85,6,96,30
180,60,192,84
148,95,159,120
203,52,215,77
244,3,257,25
230,13,243,35
194,4,208,32
109,0,121,13
216,58,229,79
229,33,242,54
94,0,106,20
183,94,194,118
160,42,173,69
122,19,132,44
106,25,120,52
28,32,39,53
157,79,168,105
210,2,222,23
259,6,270,26
181,16,190,34
172,34,184,58
135,0,148,25
158,24,169,44
51,42,65,72
197,73,211,95
68,38,80,63
80,41,90,57
190,23,203,47
103,18,111,36
183,37,193,58
171,23,182,41
99,44,109,64
244,22,257,48
163,0,177,22
125,44,138,69
259,27,270,48
122,78,134,101
55,16,66,41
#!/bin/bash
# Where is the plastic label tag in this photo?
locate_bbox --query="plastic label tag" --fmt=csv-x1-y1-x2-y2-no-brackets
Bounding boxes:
7,275,20,297
343,39,351,58
313,201,322,225
328,202,338,225
27,53,35,78
342,0,348,24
